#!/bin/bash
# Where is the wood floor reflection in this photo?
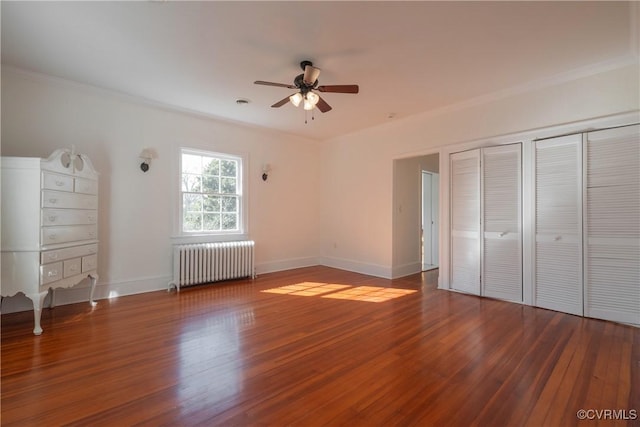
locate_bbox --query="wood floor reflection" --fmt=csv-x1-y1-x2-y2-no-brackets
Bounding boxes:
2,266,638,426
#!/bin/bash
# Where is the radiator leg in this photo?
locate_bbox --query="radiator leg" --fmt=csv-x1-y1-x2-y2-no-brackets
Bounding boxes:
168,282,180,292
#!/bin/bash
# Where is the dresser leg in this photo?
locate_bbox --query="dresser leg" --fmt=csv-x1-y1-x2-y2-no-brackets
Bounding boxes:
89,274,98,307
27,291,47,335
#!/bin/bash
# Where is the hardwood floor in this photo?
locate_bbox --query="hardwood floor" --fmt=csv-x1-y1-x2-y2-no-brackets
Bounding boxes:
2,266,638,426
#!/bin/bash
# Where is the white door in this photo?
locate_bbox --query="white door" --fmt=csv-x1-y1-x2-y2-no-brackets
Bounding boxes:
422,172,439,270
431,173,440,268
422,172,433,269
584,125,640,324
482,144,522,302
535,135,583,316
450,150,481,295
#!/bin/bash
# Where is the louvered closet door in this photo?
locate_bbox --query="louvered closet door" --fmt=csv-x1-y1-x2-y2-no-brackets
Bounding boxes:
482,144,522,302
535,135,583,316
585,125,640,325
450,150,481,295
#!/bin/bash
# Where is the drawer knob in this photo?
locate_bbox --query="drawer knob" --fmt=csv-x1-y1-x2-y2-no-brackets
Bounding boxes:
47,270,58,277
55,180,65,187
48,215,57,222
49,234,57,240
70,265,78,271
49,198,58,204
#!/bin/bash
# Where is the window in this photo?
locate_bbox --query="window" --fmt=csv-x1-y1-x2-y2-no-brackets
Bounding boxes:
180,149,243,234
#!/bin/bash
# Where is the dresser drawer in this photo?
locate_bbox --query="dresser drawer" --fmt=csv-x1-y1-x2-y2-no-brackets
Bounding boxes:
42,172,73,192
82,254,98,272
41,262,63,285
41,243,98,264
75,178,98,195
42,190,97,209
63,258,82,278
42,208,97,226
42,225,97,246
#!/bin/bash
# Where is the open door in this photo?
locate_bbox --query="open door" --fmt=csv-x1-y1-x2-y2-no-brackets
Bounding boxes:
422,171,439,270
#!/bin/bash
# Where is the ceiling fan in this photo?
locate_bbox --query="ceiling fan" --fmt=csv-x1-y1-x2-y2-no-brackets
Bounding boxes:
254,60,359,113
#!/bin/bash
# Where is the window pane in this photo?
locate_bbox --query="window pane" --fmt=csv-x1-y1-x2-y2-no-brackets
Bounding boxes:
221,177,237,194
202,175,219,193
203,213,221,231
221,196,237,212
222,213,238,230
202,157,219,176
182,174,202,192
221,159,237,177
203,195,221,212
182,154,202,174
184,213,202,231
183,193,203,212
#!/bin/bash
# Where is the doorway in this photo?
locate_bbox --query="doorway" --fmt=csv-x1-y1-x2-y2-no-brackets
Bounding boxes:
422,171,439,271
392,152,440,279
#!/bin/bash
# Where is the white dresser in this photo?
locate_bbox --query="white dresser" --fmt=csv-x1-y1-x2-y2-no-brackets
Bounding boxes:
1,148,99,335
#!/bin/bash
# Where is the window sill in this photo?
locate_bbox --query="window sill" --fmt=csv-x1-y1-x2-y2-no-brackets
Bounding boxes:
170,233,249,245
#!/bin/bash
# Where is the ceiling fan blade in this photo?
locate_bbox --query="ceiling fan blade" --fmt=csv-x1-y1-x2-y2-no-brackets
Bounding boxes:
303,65,321,86
317,85,359,94
255,80,296,89
271,95,292,108
316,95,332,113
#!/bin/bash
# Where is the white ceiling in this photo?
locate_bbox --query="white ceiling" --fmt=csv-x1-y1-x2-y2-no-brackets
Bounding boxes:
1,1,637,141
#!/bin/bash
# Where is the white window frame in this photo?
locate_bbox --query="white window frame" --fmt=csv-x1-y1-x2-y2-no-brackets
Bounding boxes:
176,147,248,242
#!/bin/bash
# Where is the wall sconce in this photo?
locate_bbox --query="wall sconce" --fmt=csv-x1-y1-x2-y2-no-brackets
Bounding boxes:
262,163,271,181
139,148,157,173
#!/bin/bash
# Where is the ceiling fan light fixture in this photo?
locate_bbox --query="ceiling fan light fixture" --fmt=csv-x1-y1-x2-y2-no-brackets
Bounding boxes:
306,91,319,106
289,92,303,107
303,99,315,111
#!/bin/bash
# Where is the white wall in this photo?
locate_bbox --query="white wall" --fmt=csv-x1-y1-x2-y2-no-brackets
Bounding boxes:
1,68,321,312
320,63,640,279
2,62,638,314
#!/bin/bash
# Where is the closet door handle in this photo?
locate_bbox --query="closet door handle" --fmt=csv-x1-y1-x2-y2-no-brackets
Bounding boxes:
554,235,562,241
499,231,507,237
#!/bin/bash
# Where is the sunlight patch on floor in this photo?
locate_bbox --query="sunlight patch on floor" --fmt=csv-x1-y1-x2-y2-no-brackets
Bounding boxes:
261,282,351,297
322,286,416,302
261,282,417,302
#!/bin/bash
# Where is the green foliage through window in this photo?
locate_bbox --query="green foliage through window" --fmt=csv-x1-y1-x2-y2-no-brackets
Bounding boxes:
181,150,241,233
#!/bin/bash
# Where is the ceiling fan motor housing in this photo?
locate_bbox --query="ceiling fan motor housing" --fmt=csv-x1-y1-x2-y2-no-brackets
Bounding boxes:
294,74,318,92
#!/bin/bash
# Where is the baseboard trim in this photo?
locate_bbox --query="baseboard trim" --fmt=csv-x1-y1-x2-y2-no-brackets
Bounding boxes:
391,262,422,279
2,257,394,314
320,256,392,279
0,275,171,314
255,257,321,275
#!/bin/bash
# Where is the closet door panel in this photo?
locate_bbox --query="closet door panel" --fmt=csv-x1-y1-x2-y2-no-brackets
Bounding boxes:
482,144,522,302
535,135,583,316
585,125,640,324
450,150,480,295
